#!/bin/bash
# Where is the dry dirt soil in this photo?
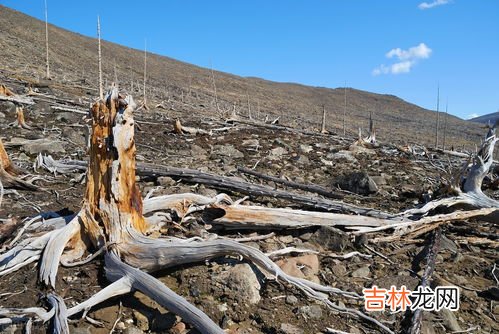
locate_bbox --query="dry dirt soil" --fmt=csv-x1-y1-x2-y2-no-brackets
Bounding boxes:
0,70,498,334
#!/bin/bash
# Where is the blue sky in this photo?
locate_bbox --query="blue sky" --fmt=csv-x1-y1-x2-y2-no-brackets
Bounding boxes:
2,0,498,119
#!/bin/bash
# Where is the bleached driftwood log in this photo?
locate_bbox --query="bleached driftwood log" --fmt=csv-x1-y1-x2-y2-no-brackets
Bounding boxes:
0,89,394,334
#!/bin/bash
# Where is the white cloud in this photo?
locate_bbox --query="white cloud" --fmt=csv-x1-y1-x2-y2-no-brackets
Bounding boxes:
372,43,432,76
418,0,451,10
386,43,432,60
467,113,479,119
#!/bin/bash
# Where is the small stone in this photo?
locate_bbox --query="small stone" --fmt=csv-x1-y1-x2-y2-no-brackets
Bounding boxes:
171,321,186,334
242,139,260,147
190,286,200,297
351,266,370,278
332,171,378,195
299,144,313,153
0,112,5,118
278,235,294,244
299,232,313,241
133,310,149,331
157,176,176,186
269,146,288,159
276,254,320,283
285,295,298,305
214,263,261,304
123,326,145,334
331,264,347,277
310,226,351,252
213,144,244,159
280,323,304,334
297,304,322,319
296,155,310,165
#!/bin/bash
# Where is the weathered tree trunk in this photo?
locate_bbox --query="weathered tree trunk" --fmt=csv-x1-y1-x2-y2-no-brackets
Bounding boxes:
320,105,327,134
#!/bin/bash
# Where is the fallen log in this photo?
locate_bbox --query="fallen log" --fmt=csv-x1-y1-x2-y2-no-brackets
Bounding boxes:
2,88,394,334
37,156,396,219
237,165,344,199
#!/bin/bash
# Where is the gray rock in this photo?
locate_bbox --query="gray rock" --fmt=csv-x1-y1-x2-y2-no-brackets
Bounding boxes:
0,324,17,334
296,155,309,165
297,304,322,319
440,309,461,332
370,175,387,186
123,326,145,334
157,176,176,187
213,144,244,159
332,171,378,195
351,266,370,278
285,295,298,305
0,111,5,118
278,235,294,244
214,263,261,304
299,144,313,153
0,101,16,113
242,139,260,147
328,150,358,163
70,326,93,334
280,323,304,334
9,137,65,155
269,146,288,159
310,226,351,252
133,310,149,331
331,263,347,277
190,144,208,159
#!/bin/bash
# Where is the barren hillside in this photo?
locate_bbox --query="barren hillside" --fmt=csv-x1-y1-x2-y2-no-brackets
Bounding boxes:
0,5,484,149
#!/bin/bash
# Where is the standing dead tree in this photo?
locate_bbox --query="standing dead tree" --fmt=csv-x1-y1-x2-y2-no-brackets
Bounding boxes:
97,15,103,100
8,107,33,130
210,63,220,114
142,39,149,110
44,0,50,79
320,105,327,134
0,139,38,190
343,83,347,136
0,88,394,334
354,111,376,146
434,84,440,149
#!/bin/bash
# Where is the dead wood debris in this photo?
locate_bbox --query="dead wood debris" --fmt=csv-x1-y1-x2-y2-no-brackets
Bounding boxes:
1,89,395,334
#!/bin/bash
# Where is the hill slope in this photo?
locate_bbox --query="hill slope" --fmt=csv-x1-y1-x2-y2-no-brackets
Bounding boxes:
0,5,484,148
470,111,499,125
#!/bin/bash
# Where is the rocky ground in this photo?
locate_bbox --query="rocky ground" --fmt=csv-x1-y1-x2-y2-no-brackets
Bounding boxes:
0,74,498,334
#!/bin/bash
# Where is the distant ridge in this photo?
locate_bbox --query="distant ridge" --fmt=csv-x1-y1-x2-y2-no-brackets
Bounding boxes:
470,111,499,125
